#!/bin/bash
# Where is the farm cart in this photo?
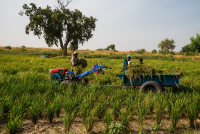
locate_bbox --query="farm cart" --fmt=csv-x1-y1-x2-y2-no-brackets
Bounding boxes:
49,64,111,83
117,59,181,92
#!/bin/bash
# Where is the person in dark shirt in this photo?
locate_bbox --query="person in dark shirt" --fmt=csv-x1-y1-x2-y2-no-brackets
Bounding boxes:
139,58,143,64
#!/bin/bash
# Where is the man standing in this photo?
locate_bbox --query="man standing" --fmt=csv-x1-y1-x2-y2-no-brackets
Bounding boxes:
71,51,79,72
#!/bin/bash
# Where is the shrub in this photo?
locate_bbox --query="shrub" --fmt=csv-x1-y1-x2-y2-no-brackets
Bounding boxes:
136,49,146,54
1,96,12,122
96,48,104,51
21,48,27,52
5,46,12,50
58,50,62,56
21,45,26,48
108,123,126,134
152,49,157,54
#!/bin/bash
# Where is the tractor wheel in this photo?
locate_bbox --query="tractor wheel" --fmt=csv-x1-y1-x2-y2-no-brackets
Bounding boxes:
140,81,161,92
51,73,61,83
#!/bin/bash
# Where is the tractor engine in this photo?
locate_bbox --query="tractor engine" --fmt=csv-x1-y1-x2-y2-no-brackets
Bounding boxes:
49,68,68,75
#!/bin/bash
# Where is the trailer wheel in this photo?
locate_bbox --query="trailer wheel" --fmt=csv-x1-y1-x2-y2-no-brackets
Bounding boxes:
140,81,161,92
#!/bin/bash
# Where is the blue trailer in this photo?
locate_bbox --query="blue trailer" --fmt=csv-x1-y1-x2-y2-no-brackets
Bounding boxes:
117,59,181,92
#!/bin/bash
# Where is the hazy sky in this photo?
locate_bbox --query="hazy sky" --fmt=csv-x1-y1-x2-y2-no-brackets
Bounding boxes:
0,0,200,52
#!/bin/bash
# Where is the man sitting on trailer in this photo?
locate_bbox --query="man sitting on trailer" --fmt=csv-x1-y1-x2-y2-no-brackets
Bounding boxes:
121,55,133,72
139,58,143,64
127,55,133,66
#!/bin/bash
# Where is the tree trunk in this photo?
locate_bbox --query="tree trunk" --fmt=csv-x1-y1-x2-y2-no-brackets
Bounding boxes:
59,37,64,50
62,47,67,57
62,40,69,57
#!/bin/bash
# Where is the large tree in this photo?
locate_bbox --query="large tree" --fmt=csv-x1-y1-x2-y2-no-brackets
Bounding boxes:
158,38,176,53
189,33,200,52
19,0,97,56
180,32,200,53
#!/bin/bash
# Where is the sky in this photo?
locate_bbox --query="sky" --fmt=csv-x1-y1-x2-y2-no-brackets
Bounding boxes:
0,0,200,52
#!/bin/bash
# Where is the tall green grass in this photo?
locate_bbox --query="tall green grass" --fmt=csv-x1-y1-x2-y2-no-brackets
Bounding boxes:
185,92,200,128
154,93,167,125
167,93,185,131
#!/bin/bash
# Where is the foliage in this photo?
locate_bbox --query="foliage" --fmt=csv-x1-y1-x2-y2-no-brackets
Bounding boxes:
46,103,55,123
68,43,78,51
96,97,107,119
20,0,97,56
185,92,200,128
5,46,12,50
6,116,23,134
154,93,167,125
105,44,116,50
180,44,191,53
21,45,26,48
121,109,129,131
136,48,146,54
136,93,153,128
1,96,12,121
152,49,157,54
62,110,76,132
78,58,88,68
108,123,126,134
189,33,200,52
151,123,161,133
158,38,176,53
96,48,104,51
1,54,200,133
104,111,113,133
53,94,63,117
167,93,185,130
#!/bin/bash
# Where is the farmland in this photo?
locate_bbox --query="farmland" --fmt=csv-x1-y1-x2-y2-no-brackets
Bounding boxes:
1,51,200,134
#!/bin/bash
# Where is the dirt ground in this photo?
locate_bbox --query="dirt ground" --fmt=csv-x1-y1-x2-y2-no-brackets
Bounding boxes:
1,111,200,134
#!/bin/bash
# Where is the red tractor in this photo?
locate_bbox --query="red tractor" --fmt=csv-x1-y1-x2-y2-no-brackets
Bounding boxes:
49,68,68,83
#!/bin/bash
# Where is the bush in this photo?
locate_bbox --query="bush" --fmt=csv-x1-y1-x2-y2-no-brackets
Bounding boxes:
21,45,26,48
152,49,157,54
136,49,146,54
96,48,104,51
21,48,27,52
0,48,4,52
5,46,12,50
113,49,118,52
58,50,62,56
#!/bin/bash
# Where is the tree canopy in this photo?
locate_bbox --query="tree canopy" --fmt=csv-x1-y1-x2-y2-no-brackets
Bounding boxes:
158,38,176,53
19,0,97,56
189,33,200,52
180,32,200,54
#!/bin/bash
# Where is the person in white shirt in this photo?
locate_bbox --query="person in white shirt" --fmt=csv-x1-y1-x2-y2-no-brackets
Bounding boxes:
121,55,133,72
127,55,133,66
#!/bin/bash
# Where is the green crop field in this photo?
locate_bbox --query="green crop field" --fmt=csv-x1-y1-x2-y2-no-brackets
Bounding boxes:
1,53,200,134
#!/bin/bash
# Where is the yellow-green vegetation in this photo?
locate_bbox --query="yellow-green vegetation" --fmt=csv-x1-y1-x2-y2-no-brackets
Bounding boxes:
1,54,200,133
